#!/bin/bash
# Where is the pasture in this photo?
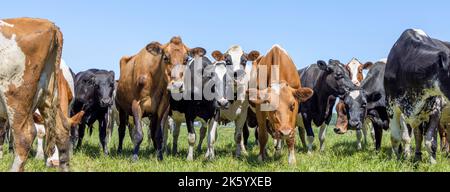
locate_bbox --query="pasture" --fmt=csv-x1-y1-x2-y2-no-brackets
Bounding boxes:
1,119,449,172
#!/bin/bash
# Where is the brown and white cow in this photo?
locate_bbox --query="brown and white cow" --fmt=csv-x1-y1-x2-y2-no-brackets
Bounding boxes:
249,45,313,165
0,18,71,171
116,36,191,161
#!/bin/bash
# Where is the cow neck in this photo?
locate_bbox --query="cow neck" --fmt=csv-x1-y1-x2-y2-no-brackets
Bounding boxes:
160,54,170,85
316,72,335,108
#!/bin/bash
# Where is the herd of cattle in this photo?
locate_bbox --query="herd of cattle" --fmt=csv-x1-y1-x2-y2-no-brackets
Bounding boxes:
0,18,449,172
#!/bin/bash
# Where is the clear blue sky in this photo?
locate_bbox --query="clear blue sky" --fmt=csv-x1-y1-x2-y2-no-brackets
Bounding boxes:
2,0,450,76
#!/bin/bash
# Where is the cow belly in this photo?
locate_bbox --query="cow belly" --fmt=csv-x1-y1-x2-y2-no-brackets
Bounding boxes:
220,101,248,121
441,106,450,126
0,32,26,121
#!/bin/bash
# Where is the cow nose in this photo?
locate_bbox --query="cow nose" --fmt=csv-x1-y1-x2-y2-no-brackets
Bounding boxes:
349,120,360,129
218,99,230,109
280,129,292,137
334,127,344,134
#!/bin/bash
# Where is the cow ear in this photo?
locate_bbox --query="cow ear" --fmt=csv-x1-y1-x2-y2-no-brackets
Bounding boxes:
317,60,331,73
292,87,314,103
212,51,224,61
247,88,270,105
247,51,260,61
367,91,382,102
363,62,374,70
109,71,115,78
189,47,207,57
146,42,163,55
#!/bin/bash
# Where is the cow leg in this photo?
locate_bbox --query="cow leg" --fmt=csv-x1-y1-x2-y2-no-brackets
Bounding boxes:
117,107,128,154
206,112,220,160
99,115,109,156
438,123,448,153
399,114,412,158
10,115,36,172
303,117,315,154
446,124,450,154
414,124,424,163
390,107,403,159
356,130,363,150
254,126,259,146
0,125,4,159
172,122,181,154
35,124,46,160
425,111,440,164
235,111,248,157
319,124,327,152
197,122,207,153
373,123,383,151
287,135,296,165
185,115,196,161
243,122,249,147
76,123,86,150
256,112,269,162
296,114,306,150
131,100,143,161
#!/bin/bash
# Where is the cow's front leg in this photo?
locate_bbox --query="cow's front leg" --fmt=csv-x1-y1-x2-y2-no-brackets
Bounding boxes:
197,122,207,153
356,130,363,150
185,114,196,161
235,112,248,157
256,111,268,162
172,122,181,154
425,111,440,164
400,114,412,158
131,100,144,162
390,107,402,159
206,112,220,160
99,113,109,156
287,135,296,165
319,124,327,152
414,124,424,163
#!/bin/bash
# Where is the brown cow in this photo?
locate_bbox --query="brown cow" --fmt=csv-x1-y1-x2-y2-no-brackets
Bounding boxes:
116,36,191,161
0,18,70,172
440,106,450,153
248,45,313,165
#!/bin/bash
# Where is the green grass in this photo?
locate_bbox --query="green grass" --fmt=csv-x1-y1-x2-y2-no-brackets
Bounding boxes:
0,123,449,172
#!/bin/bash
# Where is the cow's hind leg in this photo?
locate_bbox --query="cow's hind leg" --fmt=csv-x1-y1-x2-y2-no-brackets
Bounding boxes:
35,124,46,160
206,112,220,160
390,107,403,159
319,124,327,152
185,115,196,161
235,112,248,157
0,121,7,159
117,107,127,154
10,115,36,172
172,122,181,154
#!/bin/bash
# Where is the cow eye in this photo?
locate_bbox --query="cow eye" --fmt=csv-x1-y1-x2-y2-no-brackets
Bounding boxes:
361,103,367,108
163,55,170,63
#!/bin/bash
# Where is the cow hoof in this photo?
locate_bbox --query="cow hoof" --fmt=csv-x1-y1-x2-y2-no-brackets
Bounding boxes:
307,150,313,155
132,155,139,162
187,155,194,161
0,152,3,159
430,157,437,165
274,150,282,158
117,148,123,155
35,152,45,160
196,147,202,154
173,147,178,155
357,144,363,151
258,155,264,163
413,154,422,163
288,159,297,166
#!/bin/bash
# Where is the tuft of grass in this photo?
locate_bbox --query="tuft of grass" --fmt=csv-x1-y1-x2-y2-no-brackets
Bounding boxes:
0,124,449,172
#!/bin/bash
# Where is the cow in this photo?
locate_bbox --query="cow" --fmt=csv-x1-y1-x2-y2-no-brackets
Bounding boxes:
70,69,115,155
384,29,450,164
340,61,390,151
116,36,191,161
297,59,356,154
208,45,259,158
166,47,222,160
248,45,314,165
0,18,70,171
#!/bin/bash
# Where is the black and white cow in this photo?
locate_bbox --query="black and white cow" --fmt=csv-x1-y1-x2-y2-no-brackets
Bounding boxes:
207,45,259,158
297,60,357,153
385,29,450,164
71,69,115,155
341,61,390,151
167,48,220,161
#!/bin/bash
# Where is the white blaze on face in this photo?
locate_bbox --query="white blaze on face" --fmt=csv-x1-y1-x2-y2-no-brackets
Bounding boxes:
347,58,362,85
0,33,26,124
349,90,361,100
227,45,244,72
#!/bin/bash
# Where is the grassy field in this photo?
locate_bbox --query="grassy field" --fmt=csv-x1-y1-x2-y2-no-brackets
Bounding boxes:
0,123,449,172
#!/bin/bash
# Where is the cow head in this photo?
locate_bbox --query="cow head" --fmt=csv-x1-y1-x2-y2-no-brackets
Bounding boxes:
249,82,313,139
75,71,97,109
343,90,382,130
94,71,115,108
211,47,260,108
318,59,357,98
345,58,373,86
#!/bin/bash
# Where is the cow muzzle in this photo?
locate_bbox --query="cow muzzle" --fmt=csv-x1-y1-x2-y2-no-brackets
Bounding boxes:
168,81,184,93
217,98,230,109
100,98,113,107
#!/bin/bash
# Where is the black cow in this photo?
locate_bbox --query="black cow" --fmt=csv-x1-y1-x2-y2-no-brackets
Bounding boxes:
385,29,450,164
297,60,356,153
342,61,389,151
167,48,220,161
71,69,115,155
